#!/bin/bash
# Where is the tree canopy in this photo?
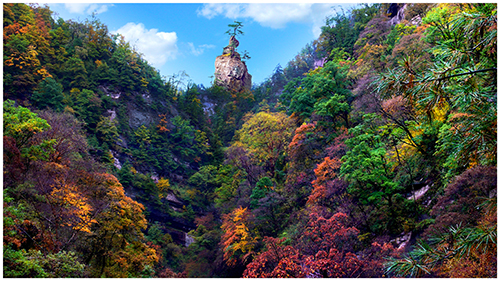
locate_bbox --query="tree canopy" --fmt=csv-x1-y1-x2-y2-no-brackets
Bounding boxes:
3,3,496,278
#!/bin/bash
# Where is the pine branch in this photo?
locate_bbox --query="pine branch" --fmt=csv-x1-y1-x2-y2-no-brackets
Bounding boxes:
404,68,497,85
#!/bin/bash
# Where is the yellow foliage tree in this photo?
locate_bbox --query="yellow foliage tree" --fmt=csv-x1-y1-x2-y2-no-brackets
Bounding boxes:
88,173,158,277
233,111,295,174
221,207,257,266
49,183,96,233
156,177,170,200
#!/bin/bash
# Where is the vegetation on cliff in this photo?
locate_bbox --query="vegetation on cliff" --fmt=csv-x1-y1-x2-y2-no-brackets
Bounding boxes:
3,3,496,278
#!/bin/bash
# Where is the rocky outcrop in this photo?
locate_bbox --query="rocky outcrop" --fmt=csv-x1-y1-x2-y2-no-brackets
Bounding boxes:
407,184,431,201
214,37,252,93
388,3,407,26
392,232,412,250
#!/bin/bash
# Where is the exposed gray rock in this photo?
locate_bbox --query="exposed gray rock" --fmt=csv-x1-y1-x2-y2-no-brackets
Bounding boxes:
410,15,422,26
391,232,412,250
396,232,412,250
185,233,195,247
128,106,154,130
99,85,121,99
214,55,252,93
166,192,183,207
388,3,407,26
407,184,431,201
107,109,116,121
111,150,121,170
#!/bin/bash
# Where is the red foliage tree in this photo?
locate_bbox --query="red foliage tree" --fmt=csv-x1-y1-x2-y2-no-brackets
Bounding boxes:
303,248,364,277
307,157,342,205
243,237,303,278
307,129,349,207
426,165,497,238
360,241,402,277
300,212,360,255
157,267,187,278
284,122,319,207
244,212,365,278
3,136,25,187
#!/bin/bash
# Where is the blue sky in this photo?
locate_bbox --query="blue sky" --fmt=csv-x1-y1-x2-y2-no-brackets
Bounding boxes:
46,2,358,88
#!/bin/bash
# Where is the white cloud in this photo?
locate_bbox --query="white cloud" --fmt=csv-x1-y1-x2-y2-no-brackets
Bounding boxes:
187,43,216,56
64,3,112,15
198,3,242,20
88,4,110,15
245,3,314,28
64,3,88,14
311,4,346,37
197,3,337,33
113,23,178,67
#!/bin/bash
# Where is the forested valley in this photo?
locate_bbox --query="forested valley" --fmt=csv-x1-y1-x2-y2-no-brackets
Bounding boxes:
3,3,497,278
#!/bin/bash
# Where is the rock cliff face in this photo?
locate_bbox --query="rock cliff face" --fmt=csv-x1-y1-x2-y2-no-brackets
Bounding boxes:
388,3,407,26
214,37,252,93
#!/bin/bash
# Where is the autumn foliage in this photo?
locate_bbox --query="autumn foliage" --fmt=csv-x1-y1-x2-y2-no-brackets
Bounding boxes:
243,212,365,278
3,101,156,277
220,207,257,267
3,2,497,278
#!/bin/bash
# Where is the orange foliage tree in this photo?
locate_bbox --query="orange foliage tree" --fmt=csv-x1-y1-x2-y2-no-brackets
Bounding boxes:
220,207,257,267
284,122,318,206
307,157,342,205
307,129,349,207
3,3,53,97
3,101,157,277
85,173,158,277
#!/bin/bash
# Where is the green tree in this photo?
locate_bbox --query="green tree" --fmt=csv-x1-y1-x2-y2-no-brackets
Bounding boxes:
146,221,172,246
61,55,89,90
63,88,103,132
385,220,496,278
178,85,206,128
225,21,244,38
316,4,380,59
31,77,64,111
281,61,352,125
4,249,85,278
95,116,118,144
3,100,55,164
282,43,318,81
250,176,273,209
134,125,152,148
376,3,497,178
188,165,219,205
340,114,406,234
3,100,50,147
317,10,358,58
213,164,247,212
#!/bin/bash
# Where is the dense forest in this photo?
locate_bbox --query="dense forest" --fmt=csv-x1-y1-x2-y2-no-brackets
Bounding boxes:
3,3,497,278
